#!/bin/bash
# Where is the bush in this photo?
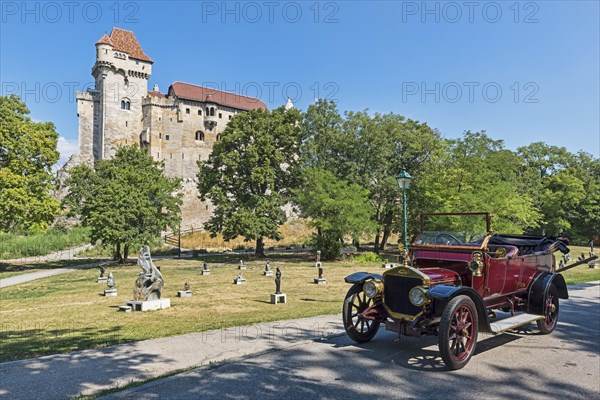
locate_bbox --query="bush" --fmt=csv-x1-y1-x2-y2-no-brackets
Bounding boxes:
352,252,382,262
0,226,90,259
310,233,342,260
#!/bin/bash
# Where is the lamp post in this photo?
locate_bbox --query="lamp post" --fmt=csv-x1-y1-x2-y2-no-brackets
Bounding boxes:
395,170,413,251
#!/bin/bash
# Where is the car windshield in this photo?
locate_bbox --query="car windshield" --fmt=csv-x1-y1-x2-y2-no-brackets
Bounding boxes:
414,231,486,247
414,213,490,247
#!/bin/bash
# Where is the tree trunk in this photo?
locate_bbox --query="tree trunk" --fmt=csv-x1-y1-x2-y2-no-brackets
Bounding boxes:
374,229,381,254
353,237,361,251
123,244,130,262
255,237,265,258
114,242,123,263
380,227,391,250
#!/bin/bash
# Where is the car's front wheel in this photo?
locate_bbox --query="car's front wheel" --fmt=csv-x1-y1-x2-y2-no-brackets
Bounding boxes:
537,284,559,334
438,295,479,370
342,283,380,343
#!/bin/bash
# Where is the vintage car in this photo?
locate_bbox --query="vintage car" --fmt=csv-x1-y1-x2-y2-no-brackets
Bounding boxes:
342,212,595,370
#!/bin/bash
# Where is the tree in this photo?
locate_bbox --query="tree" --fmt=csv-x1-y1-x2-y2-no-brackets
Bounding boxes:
293,167,374,260
197,107,302,257
64,146,181,261
0,95,60,232
419,131,541,234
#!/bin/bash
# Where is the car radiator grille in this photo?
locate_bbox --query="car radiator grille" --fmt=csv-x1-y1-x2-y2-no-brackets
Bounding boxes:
383,275,423,316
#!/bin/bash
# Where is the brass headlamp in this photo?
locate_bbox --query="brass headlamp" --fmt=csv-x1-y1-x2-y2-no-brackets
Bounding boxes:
469,251,484,277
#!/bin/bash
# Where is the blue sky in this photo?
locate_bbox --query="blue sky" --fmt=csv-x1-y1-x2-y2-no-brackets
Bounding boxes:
1,1,598,165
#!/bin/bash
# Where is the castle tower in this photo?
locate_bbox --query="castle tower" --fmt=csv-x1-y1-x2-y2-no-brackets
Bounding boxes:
77,28,153,163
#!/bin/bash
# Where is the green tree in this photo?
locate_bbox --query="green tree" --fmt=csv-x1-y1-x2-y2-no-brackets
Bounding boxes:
420,131,541,233
293,167,374,260
64,146,181,261
197,107,302,257
0,95,60,232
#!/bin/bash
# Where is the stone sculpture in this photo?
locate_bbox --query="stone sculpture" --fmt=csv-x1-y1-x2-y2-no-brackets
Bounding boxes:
104,272,117,296
264,260,273,276
271,267,286,304
133,245,164,301
314,250,326,284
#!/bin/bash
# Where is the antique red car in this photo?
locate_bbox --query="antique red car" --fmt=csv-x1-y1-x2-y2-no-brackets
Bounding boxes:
342,212,594,370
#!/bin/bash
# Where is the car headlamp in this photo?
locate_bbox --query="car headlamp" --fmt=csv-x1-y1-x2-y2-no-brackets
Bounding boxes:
363,280,383,298
409,286,430,307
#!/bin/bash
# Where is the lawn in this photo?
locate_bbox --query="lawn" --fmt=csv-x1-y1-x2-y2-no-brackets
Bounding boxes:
0,254,383,362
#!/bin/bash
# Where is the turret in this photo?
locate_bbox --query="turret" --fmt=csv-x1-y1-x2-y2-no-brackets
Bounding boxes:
95,33,114,63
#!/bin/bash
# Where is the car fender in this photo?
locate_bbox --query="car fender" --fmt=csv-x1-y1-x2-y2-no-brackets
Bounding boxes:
427,285,492,333
527,272,569,315
344,272,382,284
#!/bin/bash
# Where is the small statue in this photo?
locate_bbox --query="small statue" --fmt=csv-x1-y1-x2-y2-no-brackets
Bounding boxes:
107,272,115,289
98,265,106,278
265,260,271,272
203,262,208,271
316,250,321,263
275,268,282,294
237,272,244,280
183,281,190,291
238,259,246,269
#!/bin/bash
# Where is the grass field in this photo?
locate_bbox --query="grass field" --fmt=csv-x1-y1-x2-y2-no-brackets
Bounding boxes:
0,227,90,260
1,246,597,363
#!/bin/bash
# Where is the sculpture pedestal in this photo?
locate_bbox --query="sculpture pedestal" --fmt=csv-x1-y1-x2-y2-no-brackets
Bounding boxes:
233,278,246,285
177,290,192,298
97,277,108,283
314,278,327,285
118,305,132,312
126,298,171,311
238,266,247,270
104,288,118,297
263,271,273,276
382,263,394,269
271,293,286,304
201,270,211,275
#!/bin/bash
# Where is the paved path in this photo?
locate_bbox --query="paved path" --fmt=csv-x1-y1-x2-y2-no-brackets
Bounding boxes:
0,244,93,264
0,283,598,400
0,261,105,288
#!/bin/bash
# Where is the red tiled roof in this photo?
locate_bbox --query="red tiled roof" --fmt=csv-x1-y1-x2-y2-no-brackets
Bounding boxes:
106,28,153,63
148,91,166,98
96,34,113,46
169,82,267,111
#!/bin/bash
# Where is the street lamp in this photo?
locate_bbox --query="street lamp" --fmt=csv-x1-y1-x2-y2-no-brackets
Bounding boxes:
395,170,413,251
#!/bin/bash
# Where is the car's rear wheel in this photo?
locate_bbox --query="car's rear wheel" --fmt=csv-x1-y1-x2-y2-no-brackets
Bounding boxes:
342,283,380,343
438,295,479,370
537,284,559,334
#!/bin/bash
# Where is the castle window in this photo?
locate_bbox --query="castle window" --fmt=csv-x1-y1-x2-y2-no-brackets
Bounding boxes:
182,153,185,159
210,107,215,116
121,100,131,110
195,131,204,141
158,152,160,158
198,109,202,116
218,113,222,119
205,107,209,115
170,153,173,159
186,108,190,114
229,115,232,120
216,134,221,141
125,121,128,127
159,117,161,121
159,133,162,139
166,135,170,141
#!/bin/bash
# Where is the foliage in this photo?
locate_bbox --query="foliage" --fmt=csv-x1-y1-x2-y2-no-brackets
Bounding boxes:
0,226,89,260
352,252,383,262
293,167,374,260
64,146,181,261
197,107,302,257
0,95,60,232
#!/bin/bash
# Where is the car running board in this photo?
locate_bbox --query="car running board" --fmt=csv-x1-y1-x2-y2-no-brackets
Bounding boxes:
489,313,544,334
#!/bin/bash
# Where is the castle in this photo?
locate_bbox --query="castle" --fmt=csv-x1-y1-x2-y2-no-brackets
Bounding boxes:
76,28,269,229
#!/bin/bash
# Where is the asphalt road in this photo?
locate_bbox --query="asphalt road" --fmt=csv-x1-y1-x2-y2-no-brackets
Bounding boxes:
106,282,600,400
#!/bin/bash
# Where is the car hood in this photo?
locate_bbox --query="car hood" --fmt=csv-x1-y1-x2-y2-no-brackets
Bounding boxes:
419,267,461,286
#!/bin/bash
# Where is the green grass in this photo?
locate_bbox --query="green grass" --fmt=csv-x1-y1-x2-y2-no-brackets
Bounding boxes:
0,260,101,280
0,227,90,260
0,254,383,362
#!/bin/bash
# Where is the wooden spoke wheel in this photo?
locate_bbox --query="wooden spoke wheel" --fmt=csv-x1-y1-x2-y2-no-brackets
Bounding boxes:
438,295,479,370
343,284,380,343
537,284,559,334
